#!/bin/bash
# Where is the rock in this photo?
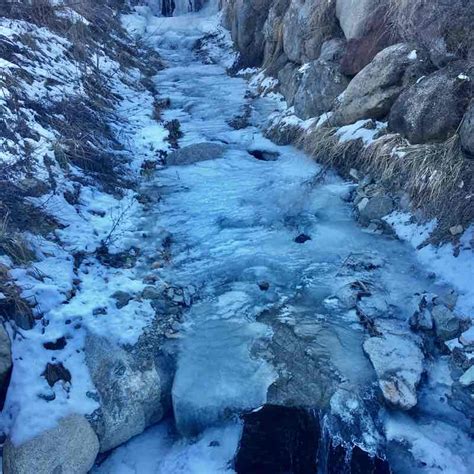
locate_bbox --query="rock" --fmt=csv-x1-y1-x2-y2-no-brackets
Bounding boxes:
389,63,473,144
460,101,474,157
224,0,273,67
0,323,12,409
460,326,474,348
293,59,349,120
459,366,474,387
43,336,67,351
409,308,434,332
358,195,394,224
333,44,429,126
111,290,132,309
166,142,226,166
293,322,322,340
84,332,172,452
2,415,99,474
282,0,340,64
336,0,381,40
431,304,461,341
339,7,393,76
277,62,302,106
258,281,270,291
235,405,320,474
42,362,71,387
141,285,163,301
363,334,424,410
449,225,464,236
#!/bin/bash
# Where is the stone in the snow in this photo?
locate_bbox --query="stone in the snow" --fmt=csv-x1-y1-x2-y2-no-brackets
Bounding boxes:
363,334,424,410
166,142,226,166
2,415,99,474
358,195,394,224
460,326,474,348
431,304,461,341
111,290,133,309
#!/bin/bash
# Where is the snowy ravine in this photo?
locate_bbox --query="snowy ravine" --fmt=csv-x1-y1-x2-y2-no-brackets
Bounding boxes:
93,5,474,474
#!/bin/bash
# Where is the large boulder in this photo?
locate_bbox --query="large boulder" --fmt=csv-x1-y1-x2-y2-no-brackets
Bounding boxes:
460,101,474,156
0,323,12,409
430,304,462,341
262,0,291,70
387,0,474,66
333,44,431,126
166,142,226,166
293,53,349,119
282,0,340,64
389,63,473,144
223,0,273,67
3,415,99,474
85,333,173,452
363,334,424,410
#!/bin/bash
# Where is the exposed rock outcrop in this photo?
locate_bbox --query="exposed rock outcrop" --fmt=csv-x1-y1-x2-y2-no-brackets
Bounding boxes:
335,0,381,40
3,415,99,474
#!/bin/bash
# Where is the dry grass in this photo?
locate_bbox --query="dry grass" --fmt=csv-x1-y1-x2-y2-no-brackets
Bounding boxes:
300,126,363,172
301,124,473,240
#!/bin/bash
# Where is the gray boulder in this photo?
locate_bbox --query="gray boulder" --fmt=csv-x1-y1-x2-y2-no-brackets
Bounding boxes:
431,304,462,341
460,101,474,157
85,333,172,452
282,0,340,64
262,0,291,70
336,0,381,39
166,142,226,166
333,44,429,126
0,323,12,408
293,58,349,119
277,62,302,106
389,63,473,144
3,415,99,474
223,0,273,67
363,334,424,410
357,195,394,224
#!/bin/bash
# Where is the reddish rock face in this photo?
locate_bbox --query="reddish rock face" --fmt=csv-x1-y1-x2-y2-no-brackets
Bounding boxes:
340,7,394,76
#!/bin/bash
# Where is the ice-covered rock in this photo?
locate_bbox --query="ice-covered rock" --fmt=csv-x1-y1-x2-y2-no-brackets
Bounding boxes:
460,326,474,348
166,142,227,166
85,332,173,452
357,195,394,225
2,415,99,474
363,334,424,410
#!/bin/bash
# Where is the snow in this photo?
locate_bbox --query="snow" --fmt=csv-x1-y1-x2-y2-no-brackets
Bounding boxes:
385,214,474,316
408,50,418,60
335,119,386,145
93,420,242,474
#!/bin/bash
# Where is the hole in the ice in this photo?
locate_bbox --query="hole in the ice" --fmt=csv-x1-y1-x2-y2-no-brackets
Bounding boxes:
248,150,280,161
294,233,312,244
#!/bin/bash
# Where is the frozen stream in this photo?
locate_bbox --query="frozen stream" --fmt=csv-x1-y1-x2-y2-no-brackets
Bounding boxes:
96,6,474,474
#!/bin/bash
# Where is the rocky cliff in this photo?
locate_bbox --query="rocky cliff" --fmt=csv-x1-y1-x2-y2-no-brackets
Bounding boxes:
222,0,474,240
